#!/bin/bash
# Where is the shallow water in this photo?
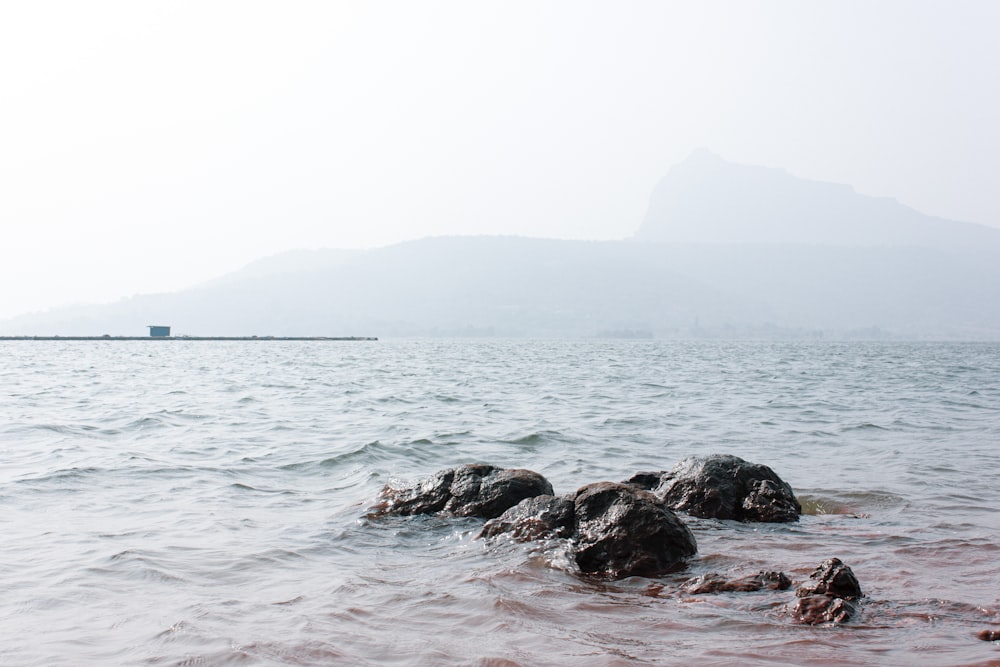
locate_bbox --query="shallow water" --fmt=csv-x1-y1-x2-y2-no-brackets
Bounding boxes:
1,339,999,666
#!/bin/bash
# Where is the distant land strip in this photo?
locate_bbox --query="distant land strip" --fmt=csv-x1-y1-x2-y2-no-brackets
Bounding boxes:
0,336,378,341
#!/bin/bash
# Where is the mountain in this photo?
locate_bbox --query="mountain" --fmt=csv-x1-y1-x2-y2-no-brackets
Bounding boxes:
3,153,998,339
635,148,1000,253
199,248,364,288
2,235,998,339
0,238,765,338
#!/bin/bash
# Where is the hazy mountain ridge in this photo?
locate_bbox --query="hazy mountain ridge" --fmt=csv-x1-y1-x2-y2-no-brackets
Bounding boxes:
3,236,997,339
4,154,998,339
0,238,762,338
636,149,1000,253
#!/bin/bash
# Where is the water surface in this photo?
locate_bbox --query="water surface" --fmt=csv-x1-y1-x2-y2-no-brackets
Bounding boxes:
1,340,999,666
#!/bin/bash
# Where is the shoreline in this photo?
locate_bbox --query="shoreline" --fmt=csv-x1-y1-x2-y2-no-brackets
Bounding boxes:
0,336,378,341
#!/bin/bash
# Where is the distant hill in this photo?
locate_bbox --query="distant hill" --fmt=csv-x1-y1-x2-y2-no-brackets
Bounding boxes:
0,238,758,338
199,248,364,288
2,235,997,339
3,153,998,340
635,149,1000,253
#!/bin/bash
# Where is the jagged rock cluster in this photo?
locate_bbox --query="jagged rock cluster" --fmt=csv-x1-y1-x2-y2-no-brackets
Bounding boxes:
372,466,697,578
792,558,864,625
481,481,697,578
680,559,864,625
369,454,863,625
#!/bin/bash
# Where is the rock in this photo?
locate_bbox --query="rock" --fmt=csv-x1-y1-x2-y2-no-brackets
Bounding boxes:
572,482,697,579
793,595,856,625
622,471,663,491
445,465,554,518
795,558,863,599
479,495,575,541
371,464,554,519
742,478,801,523
792,558,863,625
480,483,698,580
655,454,801,522
683,570,791,594
978,629,1000,641
370,467,454,516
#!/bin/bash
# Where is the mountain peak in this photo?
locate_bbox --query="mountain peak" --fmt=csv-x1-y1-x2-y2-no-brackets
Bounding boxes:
685,147,725,162
634,155,998,250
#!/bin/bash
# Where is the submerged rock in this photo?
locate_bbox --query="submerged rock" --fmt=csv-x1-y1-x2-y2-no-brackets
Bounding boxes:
793,558,863,625
651,454,801,522
572,482,697,578
793,594,856,625
479,495,575,541
683,570,791,594
370,464,554,519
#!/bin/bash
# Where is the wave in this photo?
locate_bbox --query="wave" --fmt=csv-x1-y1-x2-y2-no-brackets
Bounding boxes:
798,489,907,515
840,422,890,432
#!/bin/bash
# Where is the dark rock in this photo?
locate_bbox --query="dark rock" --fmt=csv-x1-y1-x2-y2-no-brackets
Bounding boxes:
795,558,863,599
742,479,802,523
444,465,554,518
479,483,697,580
656,454,801,522
571,482,697,578
683,570,791,594
792,558,863,625
793,595,857,625
479,495,575,541
371,464,554,519
978,629,1000,641
622,471,663,491
371,466,455,516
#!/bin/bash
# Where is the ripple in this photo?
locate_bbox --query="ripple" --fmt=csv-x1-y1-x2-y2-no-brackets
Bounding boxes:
1,340,998,666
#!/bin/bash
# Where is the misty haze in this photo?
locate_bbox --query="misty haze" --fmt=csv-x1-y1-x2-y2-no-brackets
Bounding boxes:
3,151,998,340
4,3,1000,667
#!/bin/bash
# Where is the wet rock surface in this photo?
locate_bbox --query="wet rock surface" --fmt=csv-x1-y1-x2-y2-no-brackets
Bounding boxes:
793,595,856,625
479,495,575,541
622,471,662,491
742,479,801,523
572,482,697,578
793,558,863,625
371,464,554,519
370,460,875,622
481,482,698,579
642,454,801,522
795,557,863,599
683,570,791,594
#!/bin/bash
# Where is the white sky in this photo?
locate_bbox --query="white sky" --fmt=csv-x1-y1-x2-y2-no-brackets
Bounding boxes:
2,0,998,320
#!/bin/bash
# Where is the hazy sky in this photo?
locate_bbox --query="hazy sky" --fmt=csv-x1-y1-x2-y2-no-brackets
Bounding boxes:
2,0,998,319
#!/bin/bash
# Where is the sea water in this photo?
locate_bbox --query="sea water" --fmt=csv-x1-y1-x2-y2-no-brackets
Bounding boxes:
1,339,999,666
